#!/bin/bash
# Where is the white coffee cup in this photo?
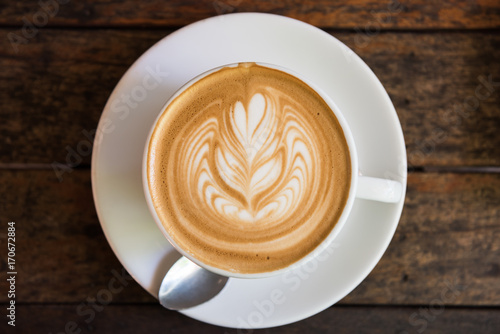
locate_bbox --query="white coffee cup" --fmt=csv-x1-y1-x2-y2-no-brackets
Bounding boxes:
142,62,403,279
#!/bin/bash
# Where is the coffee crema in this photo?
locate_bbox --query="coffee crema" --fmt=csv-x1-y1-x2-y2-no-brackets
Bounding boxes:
147,63,351,274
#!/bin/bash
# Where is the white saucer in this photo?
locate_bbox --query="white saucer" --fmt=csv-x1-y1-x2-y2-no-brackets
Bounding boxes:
91,13,406,329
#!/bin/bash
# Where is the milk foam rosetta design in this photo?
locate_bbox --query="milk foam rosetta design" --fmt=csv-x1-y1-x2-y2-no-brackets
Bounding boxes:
187,91,314,224
148,64,351,274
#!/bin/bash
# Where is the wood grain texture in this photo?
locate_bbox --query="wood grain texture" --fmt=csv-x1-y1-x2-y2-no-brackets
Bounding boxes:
343,33,500,168
1,1,499,333
0,170,499,305
0,169,154,304
343,172,500,305
12,305,500,334
1,29,499,166
1,0,500,29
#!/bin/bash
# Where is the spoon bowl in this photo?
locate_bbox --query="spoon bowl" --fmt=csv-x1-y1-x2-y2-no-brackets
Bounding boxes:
159,256,229,310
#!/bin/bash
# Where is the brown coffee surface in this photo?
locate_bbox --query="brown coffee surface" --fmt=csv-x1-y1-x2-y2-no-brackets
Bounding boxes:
147,63,351,274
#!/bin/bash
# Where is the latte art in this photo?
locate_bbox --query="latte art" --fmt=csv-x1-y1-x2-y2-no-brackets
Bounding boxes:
147,63,351,274
186,91,316,224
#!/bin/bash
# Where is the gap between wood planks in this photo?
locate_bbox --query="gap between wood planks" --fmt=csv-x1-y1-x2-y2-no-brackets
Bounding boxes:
1,301,499,309
0,23,499,33
1,163,499,174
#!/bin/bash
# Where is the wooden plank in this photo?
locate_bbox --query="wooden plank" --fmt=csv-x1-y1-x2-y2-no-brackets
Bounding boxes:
1,29,498,166
0,170,499,305
1,0,500,29
13,304,500,333
343,172,500,305
0,29,160,166
336,32,500,167
0,169,155,304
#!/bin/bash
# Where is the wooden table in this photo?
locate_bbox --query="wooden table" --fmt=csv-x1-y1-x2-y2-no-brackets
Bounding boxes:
1,1,499,333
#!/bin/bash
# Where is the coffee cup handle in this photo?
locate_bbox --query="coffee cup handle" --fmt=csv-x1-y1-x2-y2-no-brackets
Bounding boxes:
356,175,403,203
